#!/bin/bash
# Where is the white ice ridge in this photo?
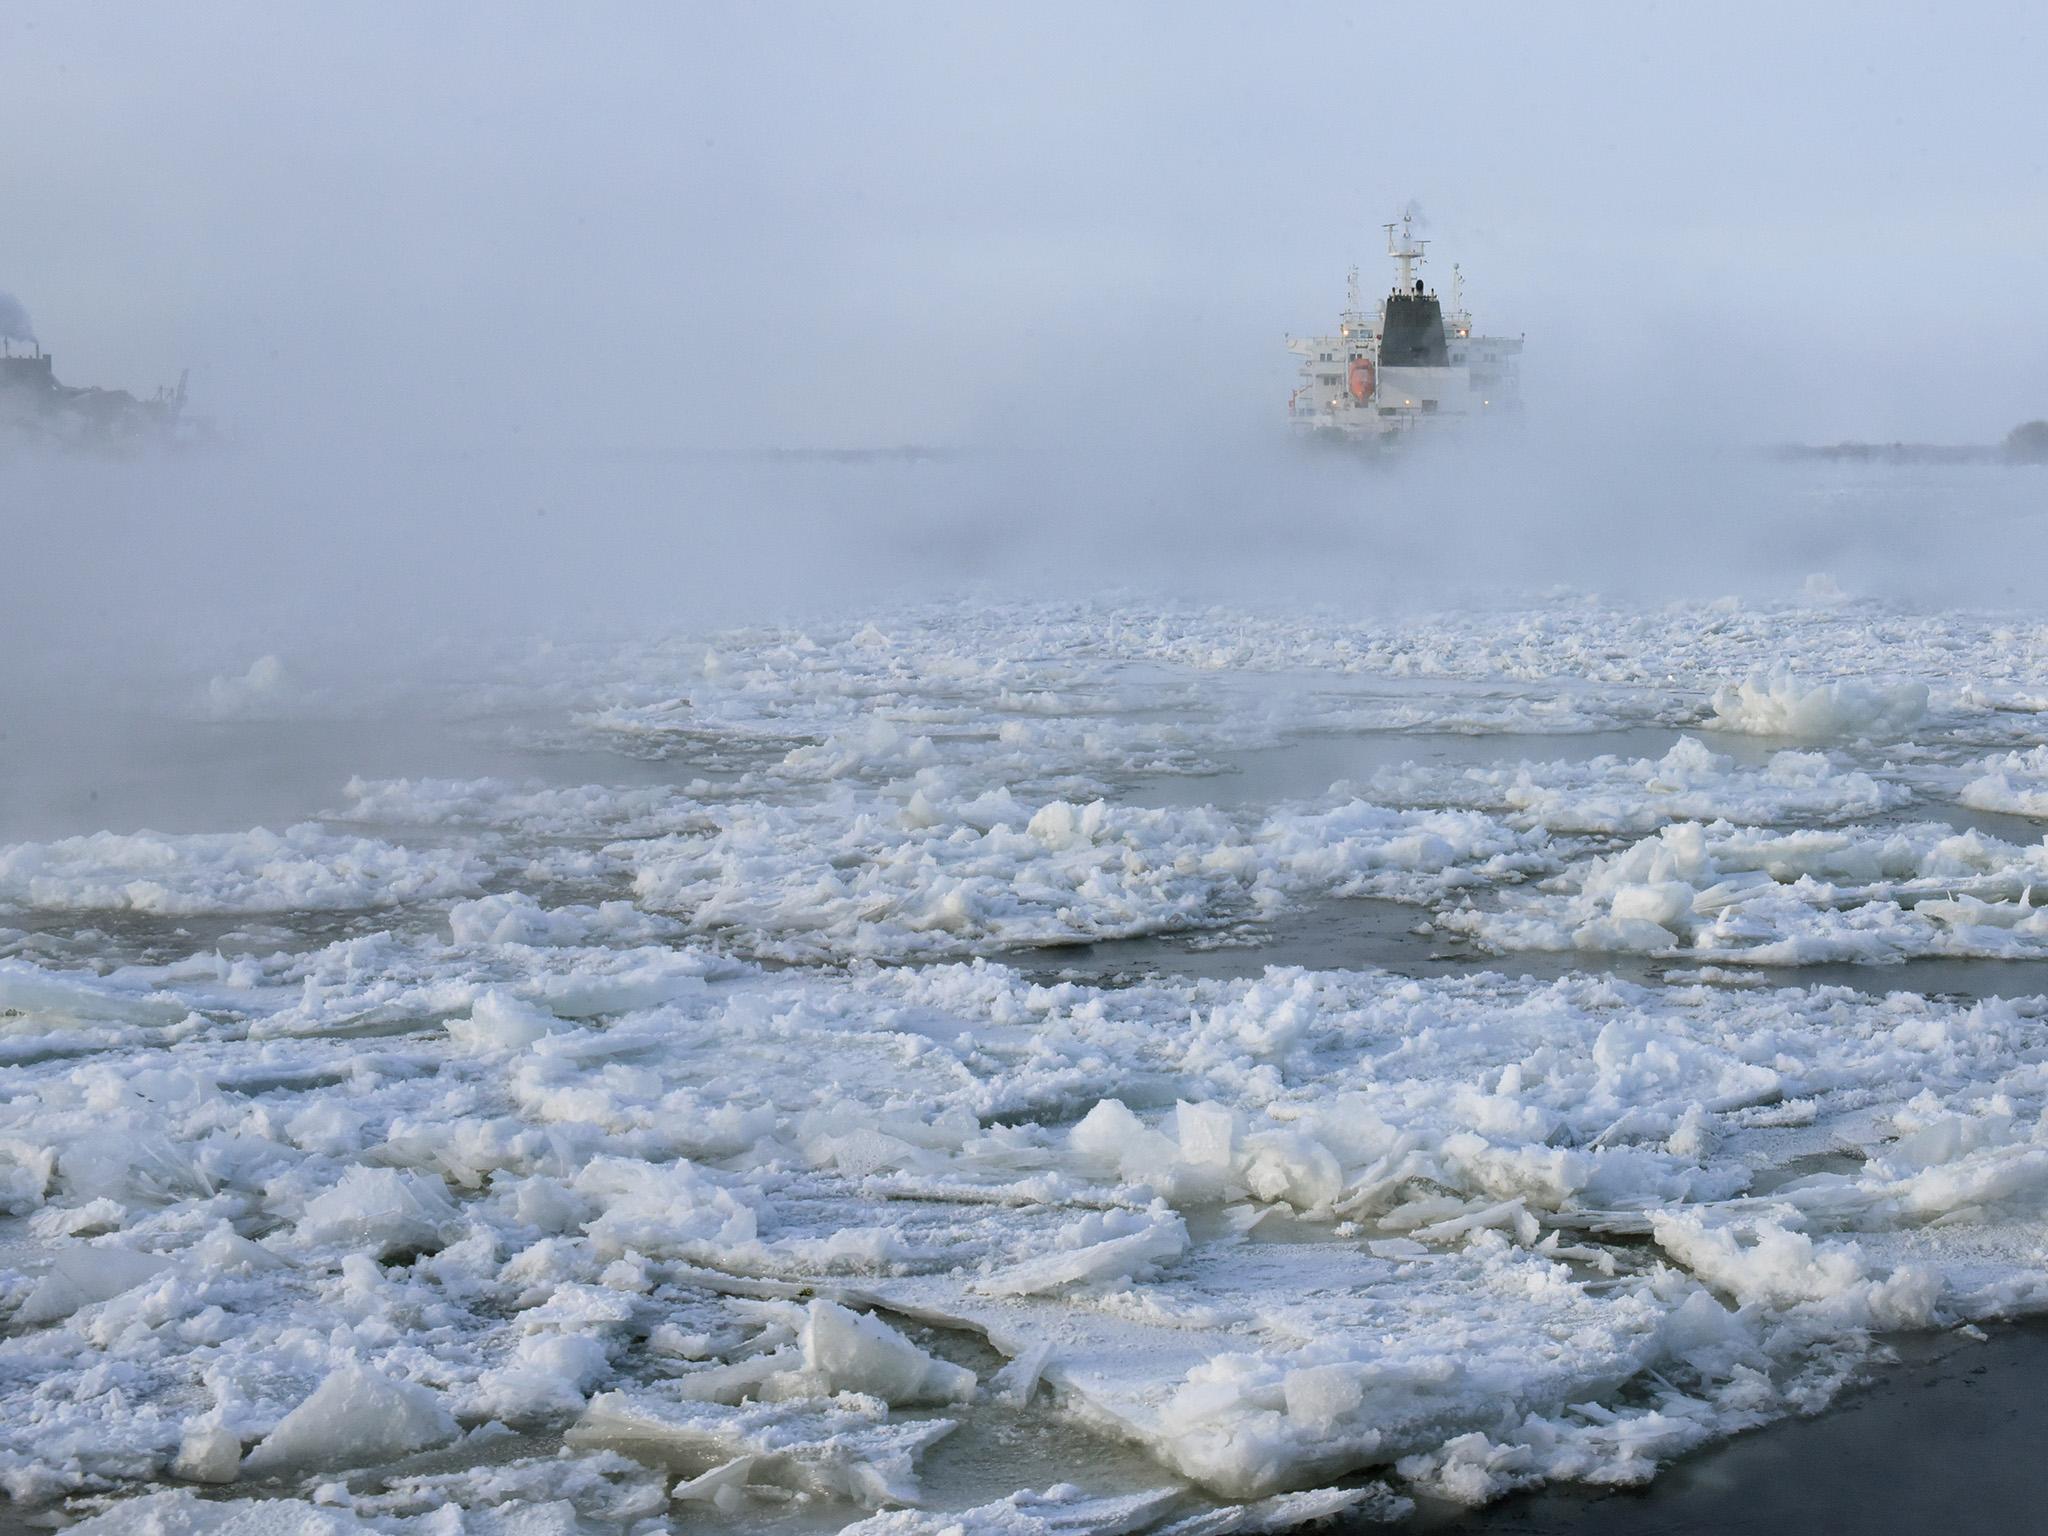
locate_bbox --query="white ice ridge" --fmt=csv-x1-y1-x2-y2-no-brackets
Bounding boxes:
480,598,2048,794
1705,671,1929,741
7,932,2048,1516
625,792,1549,961
319,739,1898,965
1355,734,1906,834
1962,746,2048,819
202,653,297,720
0,824,484,914
1446,817,2048,964
544,597,2041,724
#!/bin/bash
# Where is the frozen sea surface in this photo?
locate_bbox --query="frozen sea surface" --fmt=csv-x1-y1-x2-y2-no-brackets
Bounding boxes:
11,579,2048,1532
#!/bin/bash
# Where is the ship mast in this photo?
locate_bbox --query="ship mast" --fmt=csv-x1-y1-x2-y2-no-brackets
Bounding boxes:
1384,215,1427,292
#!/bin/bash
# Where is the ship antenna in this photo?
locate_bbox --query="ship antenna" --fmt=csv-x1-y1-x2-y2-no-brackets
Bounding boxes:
1346,264,1360,314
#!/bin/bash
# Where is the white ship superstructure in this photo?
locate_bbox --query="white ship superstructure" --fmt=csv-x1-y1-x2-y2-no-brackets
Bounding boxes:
1287,216,1522,443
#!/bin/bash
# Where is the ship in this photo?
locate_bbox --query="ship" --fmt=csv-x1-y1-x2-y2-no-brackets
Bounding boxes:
0,336,192,450
1286,215,1522,445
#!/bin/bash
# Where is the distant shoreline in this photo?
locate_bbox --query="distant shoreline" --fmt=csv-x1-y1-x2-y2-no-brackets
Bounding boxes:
1771,441,2011,464
1776,421,2048,465
668,444,961,465
596,435,2048,467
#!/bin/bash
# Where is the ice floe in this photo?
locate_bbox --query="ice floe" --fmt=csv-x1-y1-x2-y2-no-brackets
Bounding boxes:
1448,817,2048,964
14,592,2048,1531
7,932,2048,1518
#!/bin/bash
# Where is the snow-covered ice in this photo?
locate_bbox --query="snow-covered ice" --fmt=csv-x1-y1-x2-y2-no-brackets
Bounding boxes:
11,590,2048,1531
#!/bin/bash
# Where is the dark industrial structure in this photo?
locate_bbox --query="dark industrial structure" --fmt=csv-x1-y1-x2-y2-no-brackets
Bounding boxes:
0,339,188,447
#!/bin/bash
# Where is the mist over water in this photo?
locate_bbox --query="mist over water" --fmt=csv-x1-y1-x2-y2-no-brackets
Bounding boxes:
8,422,2037,857
7,434,2042,706
5,4,2043,721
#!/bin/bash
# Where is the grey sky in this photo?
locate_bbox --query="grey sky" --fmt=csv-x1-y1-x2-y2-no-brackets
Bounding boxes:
3,2,2043,447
